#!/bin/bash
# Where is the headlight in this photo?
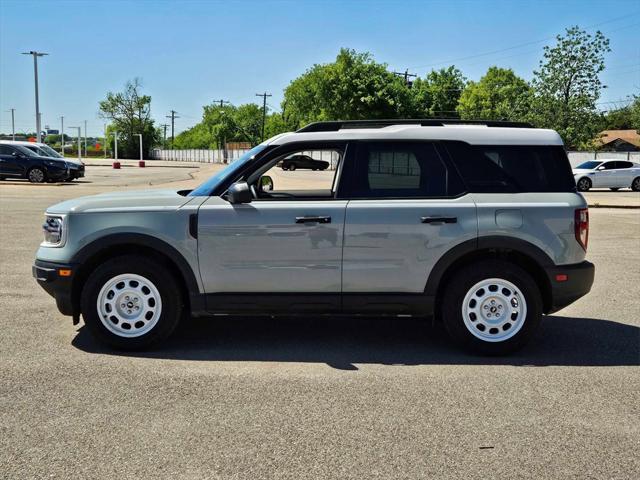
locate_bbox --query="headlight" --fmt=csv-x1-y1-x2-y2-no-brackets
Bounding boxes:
42,215,66,247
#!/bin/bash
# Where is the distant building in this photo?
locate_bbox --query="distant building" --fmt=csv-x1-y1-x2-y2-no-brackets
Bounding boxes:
597,129,640,152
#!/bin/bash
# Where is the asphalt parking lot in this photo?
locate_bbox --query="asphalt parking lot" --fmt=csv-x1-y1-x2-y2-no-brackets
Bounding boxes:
1,163,639,479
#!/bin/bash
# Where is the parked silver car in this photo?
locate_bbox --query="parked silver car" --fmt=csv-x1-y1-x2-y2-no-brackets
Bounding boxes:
33,120,594,354
573,159,640,191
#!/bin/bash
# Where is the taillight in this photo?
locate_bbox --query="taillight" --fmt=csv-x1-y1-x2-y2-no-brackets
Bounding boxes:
575,208,589,251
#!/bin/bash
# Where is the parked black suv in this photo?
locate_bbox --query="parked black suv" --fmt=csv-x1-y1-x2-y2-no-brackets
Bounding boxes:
0,144,69,183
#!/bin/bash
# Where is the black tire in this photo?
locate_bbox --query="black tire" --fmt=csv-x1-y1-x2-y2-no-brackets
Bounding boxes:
632,177,640,192
576,177,591,192
81,255,182,350
441,260,542,355
289,164,296,171
609,187,620,191
0,176,5,181
27,167,46,183
281,165,288,171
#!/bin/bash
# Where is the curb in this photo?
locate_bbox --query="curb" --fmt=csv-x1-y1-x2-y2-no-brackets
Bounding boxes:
588,204,640,209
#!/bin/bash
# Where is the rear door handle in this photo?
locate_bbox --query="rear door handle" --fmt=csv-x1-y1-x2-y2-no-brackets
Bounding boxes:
295,216,331,224
421,216,457,224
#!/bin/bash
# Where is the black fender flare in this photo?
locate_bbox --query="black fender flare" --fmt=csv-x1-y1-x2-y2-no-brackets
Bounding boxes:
424,236,554,297
71,233,202,307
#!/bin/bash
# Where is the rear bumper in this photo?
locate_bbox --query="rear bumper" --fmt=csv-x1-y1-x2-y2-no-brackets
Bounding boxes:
545,260,595,313
33,260,76,316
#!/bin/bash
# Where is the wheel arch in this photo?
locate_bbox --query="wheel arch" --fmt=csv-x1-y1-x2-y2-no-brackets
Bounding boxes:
426,236,554,314
70,233,203,316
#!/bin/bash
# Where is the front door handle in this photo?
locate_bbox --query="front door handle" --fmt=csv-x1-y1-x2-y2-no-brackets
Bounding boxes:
421,216,457,224
295,216,331,224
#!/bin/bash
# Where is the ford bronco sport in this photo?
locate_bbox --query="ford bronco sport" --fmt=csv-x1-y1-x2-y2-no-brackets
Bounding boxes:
33,120,594,354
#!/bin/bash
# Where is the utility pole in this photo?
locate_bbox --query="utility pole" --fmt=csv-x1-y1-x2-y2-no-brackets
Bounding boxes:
392,69,417,87
60,116,64,156
255,92,272,143
166,110,179,149
83,120,87,157
159,123,169,149
21,51,48,142
9,108,16,140
213,99,230,108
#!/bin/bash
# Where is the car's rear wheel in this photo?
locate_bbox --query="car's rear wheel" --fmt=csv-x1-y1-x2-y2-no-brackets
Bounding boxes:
632,177,640,192
27,167,46,183
81,255,182,350
441,260,542,355
577,177,591,192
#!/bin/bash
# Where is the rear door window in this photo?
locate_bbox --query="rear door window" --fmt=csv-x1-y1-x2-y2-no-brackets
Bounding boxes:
444,141,576,193
344,141,465,198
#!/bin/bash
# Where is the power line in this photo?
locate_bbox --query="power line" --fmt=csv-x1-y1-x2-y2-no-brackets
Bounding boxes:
404,12,640,70
213,99,230,108
392,69,418,87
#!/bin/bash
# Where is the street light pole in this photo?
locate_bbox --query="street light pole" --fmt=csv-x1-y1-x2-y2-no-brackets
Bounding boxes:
10,108,16,140
68,127,81,162
21,51,48,142
83,120,87,157
134,133,143,161
60,116,64,156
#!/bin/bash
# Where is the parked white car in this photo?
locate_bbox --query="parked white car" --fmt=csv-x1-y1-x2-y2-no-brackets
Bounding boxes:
572,159,640,192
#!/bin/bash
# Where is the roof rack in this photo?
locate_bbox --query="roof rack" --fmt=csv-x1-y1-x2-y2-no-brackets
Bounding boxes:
297,119,534,133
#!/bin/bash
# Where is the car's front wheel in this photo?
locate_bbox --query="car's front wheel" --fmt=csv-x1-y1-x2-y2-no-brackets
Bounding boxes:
27,167,46,183
288,164,296,171
577,177,591,192
81,255,182,350
441,260,542,355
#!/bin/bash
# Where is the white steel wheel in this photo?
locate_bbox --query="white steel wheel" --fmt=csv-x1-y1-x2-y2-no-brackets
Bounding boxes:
97,273,162,338
461,278,527,343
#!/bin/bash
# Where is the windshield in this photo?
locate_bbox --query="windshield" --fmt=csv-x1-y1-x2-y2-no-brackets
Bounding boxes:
189,144,268,196
40,144,63,158
576,161,601,170
15,145,38,157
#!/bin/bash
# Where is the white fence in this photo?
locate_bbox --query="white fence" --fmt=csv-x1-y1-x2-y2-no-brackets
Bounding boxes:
567,151,640,167
151,149,250,163
151,148,342,169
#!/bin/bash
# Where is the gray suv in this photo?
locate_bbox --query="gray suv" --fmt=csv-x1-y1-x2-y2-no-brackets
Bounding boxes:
33,120,594,354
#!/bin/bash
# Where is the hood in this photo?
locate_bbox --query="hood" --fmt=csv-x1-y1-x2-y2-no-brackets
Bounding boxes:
46,189,195,214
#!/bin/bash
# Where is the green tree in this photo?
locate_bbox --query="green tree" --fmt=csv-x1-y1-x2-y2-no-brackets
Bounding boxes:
457,67,531,120
528,26,611,148
99,78,160,158
601,96,640,131
411,66,466,117
283,48,413,128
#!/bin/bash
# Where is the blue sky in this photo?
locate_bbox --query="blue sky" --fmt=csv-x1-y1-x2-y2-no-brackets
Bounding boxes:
1,0,638,137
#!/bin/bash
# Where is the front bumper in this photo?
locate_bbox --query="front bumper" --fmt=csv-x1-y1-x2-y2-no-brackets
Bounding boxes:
33,260,76,316
545,260,595,313
69,165,85,179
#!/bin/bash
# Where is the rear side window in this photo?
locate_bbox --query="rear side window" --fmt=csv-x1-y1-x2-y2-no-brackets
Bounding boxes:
615,161,633,169
346,141,465,198
444,141,576,193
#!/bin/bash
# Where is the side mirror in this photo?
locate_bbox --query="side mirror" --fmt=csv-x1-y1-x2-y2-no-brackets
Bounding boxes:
259,175,274,192
596,165,605,171
227,181,252,204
